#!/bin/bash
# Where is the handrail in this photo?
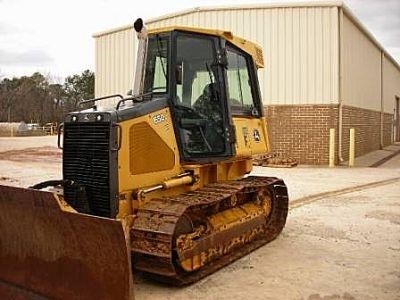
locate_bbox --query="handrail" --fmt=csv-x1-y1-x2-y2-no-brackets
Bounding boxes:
79,94,124,106
115,91,155,110
115,96,138,110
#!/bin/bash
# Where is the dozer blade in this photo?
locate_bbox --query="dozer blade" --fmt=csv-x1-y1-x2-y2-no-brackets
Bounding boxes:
0,185,134,300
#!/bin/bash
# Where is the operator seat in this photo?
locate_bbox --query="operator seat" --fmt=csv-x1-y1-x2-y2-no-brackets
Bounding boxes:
193,82,219,118
190,82,225,152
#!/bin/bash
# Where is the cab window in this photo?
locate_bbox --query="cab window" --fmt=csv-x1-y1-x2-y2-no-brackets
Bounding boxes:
143,35,168,94
226,46,258,115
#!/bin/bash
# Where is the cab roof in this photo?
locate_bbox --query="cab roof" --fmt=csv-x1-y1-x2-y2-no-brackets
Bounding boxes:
148,26,264,68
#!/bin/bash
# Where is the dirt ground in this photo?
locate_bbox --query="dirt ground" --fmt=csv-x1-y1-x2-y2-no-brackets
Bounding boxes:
135,181,400,300
0,136,61,187
0,136,399,300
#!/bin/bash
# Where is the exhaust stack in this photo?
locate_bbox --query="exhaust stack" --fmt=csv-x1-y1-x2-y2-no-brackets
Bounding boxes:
133,18,148,96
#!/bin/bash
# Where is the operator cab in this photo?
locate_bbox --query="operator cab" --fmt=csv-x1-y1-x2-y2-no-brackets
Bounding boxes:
140,27,264,162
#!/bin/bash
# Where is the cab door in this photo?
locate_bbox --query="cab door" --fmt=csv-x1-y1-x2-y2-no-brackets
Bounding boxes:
225,43,270,157
171,31,235,162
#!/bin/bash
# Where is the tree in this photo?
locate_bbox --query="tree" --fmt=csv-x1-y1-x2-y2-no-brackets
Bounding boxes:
63,70,94,109
0,70,95,124
0,75,38,122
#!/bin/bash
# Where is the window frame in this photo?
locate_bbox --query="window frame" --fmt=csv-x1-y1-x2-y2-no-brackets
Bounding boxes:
143,33,171,98
225,43,264,117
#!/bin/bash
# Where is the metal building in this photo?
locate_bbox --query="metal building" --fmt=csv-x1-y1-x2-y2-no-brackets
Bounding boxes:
93,1,400,164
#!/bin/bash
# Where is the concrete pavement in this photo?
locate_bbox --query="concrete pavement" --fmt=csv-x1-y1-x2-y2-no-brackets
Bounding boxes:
0,136,399,203
251,143,400,203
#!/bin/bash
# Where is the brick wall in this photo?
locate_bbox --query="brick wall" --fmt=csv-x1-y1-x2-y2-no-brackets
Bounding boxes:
340,106,393,160
265,104,393,165
265,105,338,165
383,113,394,145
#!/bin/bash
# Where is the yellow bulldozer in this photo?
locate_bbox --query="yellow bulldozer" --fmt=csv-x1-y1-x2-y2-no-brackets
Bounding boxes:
0,19,288,299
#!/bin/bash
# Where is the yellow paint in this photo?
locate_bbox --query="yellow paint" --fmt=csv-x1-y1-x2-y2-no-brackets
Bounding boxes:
117,107,184,217
128,121,175,175
118,107,182,193
208,203,263,230
177,199,269,272
233,116,270,157
162,176,193,189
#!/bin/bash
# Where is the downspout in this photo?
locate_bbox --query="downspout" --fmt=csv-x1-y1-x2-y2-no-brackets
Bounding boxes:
380,51,384,149
338,7,344,163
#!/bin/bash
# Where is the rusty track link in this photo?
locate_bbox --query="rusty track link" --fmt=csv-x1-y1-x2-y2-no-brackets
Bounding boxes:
131,176,288,285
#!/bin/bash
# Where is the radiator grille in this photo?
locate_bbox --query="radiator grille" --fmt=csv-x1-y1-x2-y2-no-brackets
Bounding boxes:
63,122,111,217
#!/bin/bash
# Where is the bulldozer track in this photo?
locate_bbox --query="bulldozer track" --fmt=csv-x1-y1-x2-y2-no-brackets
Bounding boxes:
131,176,288,285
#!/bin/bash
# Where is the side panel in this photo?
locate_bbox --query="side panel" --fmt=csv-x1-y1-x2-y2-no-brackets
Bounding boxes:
233,116,270,157
118,107,182,195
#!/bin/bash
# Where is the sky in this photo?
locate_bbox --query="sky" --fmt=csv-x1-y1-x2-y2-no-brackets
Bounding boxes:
0,0,399,82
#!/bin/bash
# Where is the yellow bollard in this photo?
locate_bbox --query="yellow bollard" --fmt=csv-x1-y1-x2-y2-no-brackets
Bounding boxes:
349,128,355,167
329,128,335,167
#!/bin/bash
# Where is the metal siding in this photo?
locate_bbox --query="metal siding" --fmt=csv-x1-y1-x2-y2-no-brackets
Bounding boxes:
95,28,135,107
315,8,323,102
261,9,270,102
307,8,315,104
278,8,285,103
342,14,381,111
284,9,291,103
270,8,278,103
95,6,339,106
383,56,400,113
292,8,300,103
299,9,308,103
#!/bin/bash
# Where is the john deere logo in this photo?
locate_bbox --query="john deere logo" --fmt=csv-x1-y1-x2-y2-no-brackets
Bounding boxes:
253,129,261,142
